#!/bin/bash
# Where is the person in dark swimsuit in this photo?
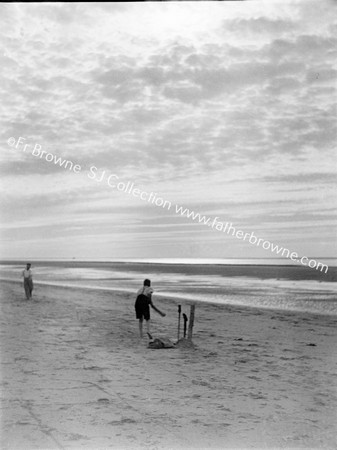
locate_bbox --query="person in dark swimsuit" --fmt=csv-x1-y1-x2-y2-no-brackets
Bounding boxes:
135,279,153,338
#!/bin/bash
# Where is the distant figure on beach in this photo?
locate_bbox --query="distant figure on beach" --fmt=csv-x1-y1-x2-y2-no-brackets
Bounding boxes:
22,263,33,300
135,279,166,338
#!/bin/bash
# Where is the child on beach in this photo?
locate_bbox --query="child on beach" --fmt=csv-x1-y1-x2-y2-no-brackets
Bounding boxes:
22,263,33,300
135,279,166,338
135,279,153,338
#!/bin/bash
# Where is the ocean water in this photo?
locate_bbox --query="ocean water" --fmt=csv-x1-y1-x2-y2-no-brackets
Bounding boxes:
111,257,337,266
1,260,336,315
5,257,336,266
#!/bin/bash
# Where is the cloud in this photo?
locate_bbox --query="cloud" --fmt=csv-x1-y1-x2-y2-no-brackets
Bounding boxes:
260,172,337,188
226,17,295,35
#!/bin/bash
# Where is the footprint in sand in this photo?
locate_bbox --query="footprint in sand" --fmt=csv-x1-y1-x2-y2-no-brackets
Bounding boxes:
109,418,137,425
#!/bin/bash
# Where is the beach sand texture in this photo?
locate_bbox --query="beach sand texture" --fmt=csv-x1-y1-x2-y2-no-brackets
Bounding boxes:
1,280,337,449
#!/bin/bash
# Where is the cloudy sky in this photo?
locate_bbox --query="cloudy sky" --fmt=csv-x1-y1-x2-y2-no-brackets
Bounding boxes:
1,1,336,261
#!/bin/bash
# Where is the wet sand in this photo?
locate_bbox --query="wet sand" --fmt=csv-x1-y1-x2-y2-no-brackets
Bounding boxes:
1,280,337,449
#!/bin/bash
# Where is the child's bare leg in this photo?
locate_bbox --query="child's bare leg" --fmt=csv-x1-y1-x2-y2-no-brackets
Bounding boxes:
146,320,151,336
139,318,143,338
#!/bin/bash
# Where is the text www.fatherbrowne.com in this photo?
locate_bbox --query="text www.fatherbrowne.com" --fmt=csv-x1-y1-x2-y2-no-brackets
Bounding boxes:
173,206,328,273
8,136,328,273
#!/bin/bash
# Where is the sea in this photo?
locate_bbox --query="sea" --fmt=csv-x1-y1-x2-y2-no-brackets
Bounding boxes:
1,258,336,315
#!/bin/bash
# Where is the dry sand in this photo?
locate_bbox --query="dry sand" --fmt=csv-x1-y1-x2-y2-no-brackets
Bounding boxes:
1,280,336,449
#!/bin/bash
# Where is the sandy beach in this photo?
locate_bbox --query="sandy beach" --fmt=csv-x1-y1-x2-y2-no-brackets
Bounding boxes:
1,279,337,449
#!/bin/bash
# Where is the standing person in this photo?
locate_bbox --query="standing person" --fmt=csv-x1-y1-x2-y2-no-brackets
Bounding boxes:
22,263,33,300
135,279,153,339
135,279,166,339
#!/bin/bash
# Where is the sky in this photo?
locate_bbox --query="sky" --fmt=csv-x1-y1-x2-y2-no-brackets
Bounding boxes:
0,1,336,261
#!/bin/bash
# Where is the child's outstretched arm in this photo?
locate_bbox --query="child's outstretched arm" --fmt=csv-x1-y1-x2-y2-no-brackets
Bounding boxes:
150,301,166,317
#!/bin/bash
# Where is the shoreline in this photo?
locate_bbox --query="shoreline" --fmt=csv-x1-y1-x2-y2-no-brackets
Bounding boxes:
1,278,336,318
1,260,336,282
